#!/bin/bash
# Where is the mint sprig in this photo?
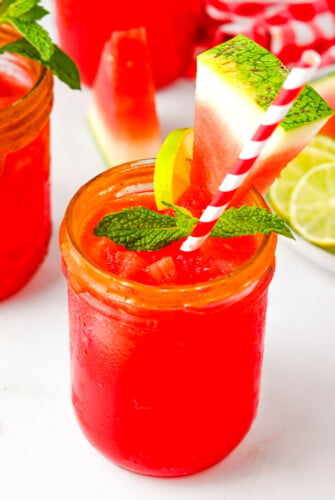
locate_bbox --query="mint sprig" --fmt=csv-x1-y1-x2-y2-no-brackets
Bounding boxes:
94,203,294,251
0,0,80,89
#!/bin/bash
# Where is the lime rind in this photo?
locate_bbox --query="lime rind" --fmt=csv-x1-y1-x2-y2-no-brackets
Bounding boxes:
268,143,335,219
268,135,335,250
289,162,335,247
154,128,193,210
268,136,335,212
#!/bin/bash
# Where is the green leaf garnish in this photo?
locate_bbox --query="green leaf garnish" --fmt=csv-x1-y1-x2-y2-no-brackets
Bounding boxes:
0,38,80,89
6,0,39,17
94,206,197,251
19,5,48,22
7,17,54,60
94,204,294,251
210,205,294,239
0,0,81,89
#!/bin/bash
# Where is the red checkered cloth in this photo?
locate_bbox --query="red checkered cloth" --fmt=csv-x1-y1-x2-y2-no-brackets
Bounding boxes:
189,0,335,74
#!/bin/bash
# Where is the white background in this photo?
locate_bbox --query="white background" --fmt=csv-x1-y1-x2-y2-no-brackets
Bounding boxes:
1,2,335,499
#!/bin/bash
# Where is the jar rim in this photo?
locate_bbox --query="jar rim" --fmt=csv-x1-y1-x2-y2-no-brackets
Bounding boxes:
60,160,277,310
0,51,49,112
0,24,53,153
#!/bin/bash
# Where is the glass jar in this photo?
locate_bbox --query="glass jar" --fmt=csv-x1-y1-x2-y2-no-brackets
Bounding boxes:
0,25,53,300
59,160,277,477
54,0,203,88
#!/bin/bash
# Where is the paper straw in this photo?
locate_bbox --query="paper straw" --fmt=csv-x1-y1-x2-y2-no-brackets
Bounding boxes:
181,49,321,252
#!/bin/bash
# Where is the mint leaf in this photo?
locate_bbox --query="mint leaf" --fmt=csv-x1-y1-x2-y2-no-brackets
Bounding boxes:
211,206,295,239
0,38,81,89
8,17,54,60
0,0,15,16
94,204,294,251
0,0,81,89
43,44,81,89
6,0,40,17
94,206,197,251
20,5,49,22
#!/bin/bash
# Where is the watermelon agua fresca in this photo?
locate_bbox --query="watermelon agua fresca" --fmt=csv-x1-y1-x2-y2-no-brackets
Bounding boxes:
191,35,333,203
88,27,161,167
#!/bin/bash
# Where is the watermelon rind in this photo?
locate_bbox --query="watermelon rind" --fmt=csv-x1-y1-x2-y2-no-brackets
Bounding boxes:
88,98,161,167
88,27,162,168
192,35,334,199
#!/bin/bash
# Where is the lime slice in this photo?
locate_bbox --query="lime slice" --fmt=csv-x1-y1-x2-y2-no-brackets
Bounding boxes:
268,138,335,219
154,128,193,210
289,162,335,247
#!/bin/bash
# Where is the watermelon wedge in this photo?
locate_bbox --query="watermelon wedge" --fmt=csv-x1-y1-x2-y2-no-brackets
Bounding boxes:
191,35,333,201
311,70,335,138
88,27,161,167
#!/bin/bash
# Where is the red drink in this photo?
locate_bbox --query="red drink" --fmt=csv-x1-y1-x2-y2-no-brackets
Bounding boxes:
59,160,277,477
54,0,203,88
0,26,53,300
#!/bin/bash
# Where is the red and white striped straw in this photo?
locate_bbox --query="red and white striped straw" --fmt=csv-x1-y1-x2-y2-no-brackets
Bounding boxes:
181,49,321,252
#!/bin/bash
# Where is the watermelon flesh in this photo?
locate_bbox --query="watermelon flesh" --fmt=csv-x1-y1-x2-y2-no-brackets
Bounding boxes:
191,35,333,203
88,27,161,167
311,71,335,138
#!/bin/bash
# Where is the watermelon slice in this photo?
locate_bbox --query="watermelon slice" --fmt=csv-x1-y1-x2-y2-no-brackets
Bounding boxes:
88,27,161,167
191,35,333,201
311,70,335,138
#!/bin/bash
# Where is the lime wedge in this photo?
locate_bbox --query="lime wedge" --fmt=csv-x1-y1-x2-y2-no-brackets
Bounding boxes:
268,137,335,219
289,162,335,247
154,128,193,210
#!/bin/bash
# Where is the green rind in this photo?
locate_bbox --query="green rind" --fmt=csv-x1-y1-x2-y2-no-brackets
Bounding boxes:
199,35,333,131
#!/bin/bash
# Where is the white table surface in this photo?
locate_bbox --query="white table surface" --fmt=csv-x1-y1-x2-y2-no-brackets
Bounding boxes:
1,4,335,499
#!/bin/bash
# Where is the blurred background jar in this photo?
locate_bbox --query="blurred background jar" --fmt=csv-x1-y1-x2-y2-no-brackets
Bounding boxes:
0,25,53,300
54,0,203,88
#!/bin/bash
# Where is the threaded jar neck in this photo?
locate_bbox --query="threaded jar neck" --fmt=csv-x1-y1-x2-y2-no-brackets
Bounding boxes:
0,24,53,154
